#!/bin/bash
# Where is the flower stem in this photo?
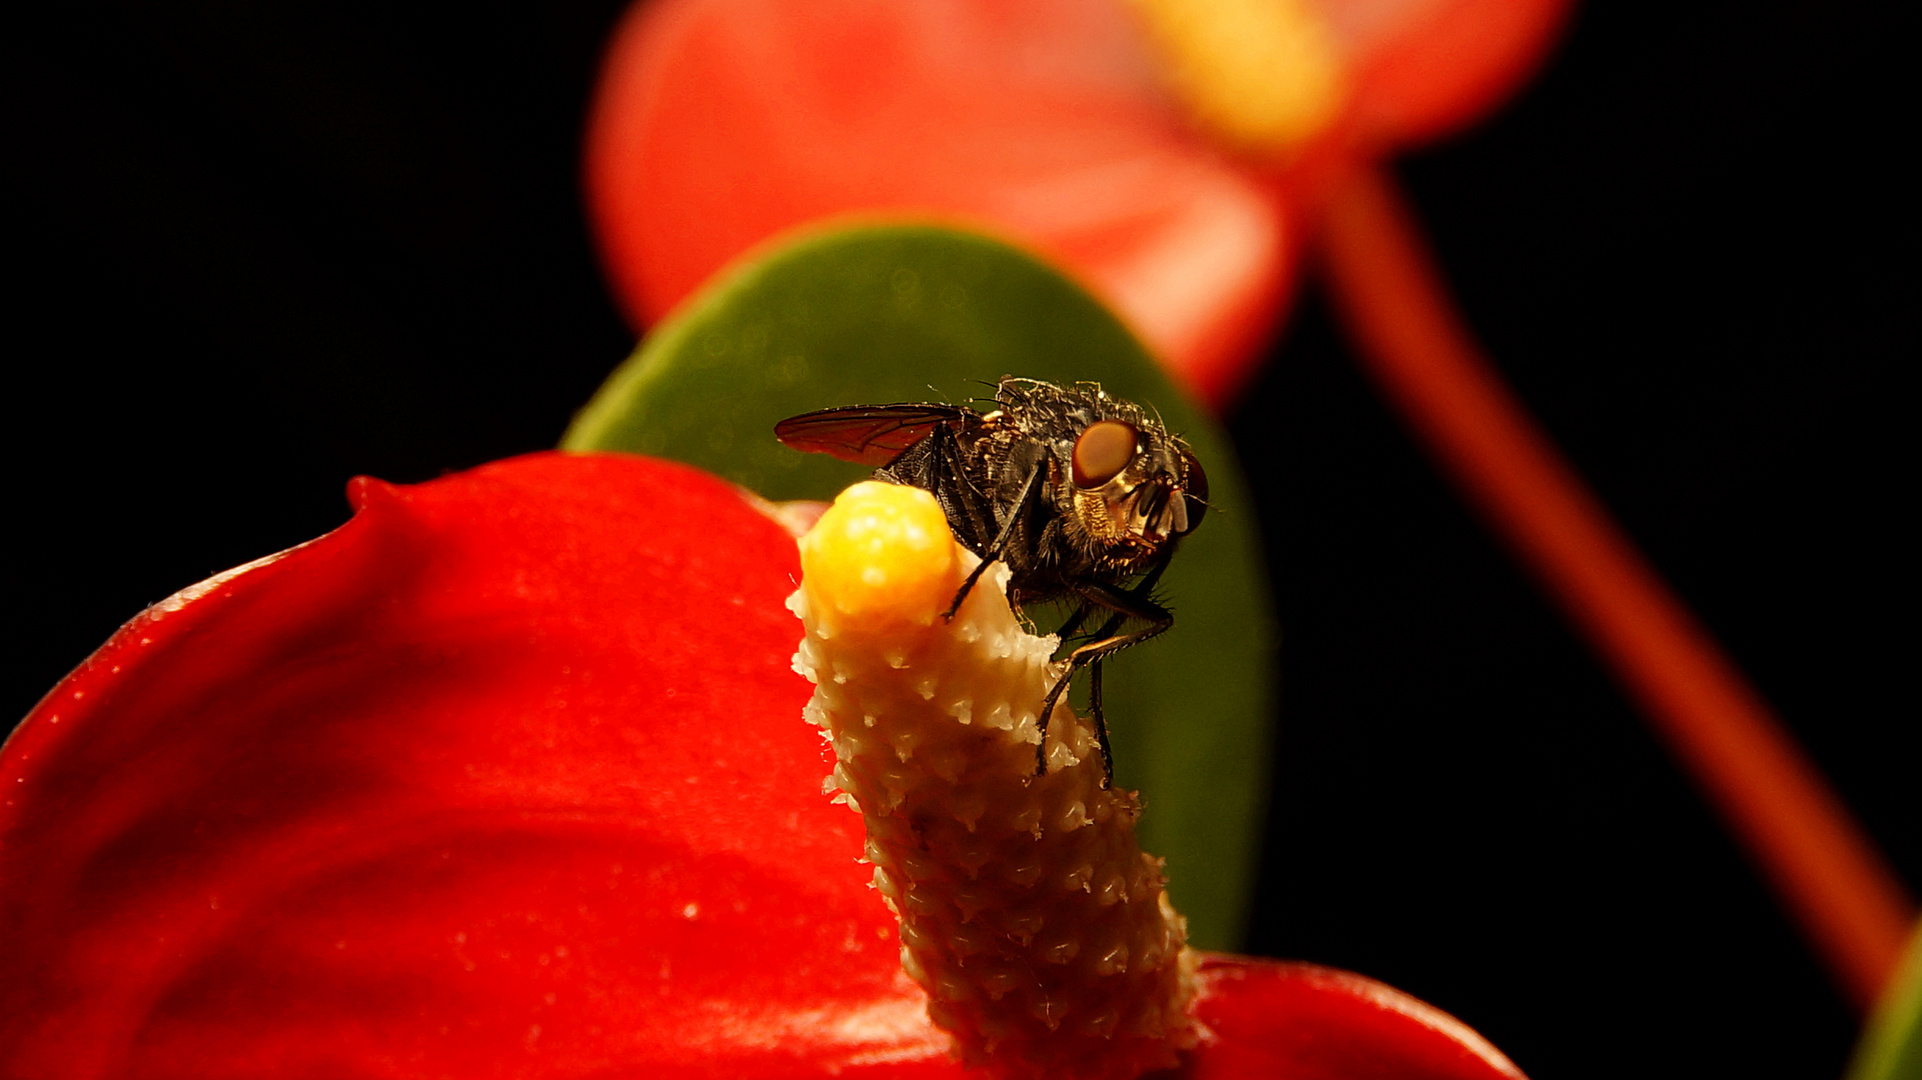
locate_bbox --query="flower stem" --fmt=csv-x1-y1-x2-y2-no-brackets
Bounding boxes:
1316,163,1913,1012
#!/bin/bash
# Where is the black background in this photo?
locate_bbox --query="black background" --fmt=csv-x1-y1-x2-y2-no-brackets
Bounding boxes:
9,2,1910,1077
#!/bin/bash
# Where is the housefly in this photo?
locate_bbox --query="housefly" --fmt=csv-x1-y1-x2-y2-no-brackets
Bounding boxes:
775,376,1208,786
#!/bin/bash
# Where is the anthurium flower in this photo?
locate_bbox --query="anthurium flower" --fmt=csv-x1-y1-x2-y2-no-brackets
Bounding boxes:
3,452,1523,1079
583,0,1569,406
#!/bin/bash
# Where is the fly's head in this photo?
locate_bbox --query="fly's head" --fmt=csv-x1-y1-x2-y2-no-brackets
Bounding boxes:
998,379,1209,567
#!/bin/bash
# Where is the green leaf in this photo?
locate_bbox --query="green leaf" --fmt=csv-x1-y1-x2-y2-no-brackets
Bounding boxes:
564,223,1275,950
1846,921,1922,1080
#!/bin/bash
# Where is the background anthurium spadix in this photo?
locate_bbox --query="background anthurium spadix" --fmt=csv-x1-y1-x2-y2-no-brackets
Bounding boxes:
584,0,1569,404
2,452,1523,1080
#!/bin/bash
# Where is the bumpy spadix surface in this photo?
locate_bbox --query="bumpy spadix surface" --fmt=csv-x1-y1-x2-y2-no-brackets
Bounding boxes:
791,482,1195,1079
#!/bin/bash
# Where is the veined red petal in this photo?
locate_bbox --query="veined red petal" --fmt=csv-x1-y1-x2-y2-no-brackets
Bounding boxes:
2,452,1525,1078
584,0,1297,405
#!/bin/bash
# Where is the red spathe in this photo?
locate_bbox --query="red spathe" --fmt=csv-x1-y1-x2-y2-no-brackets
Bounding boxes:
2,452,1521,1079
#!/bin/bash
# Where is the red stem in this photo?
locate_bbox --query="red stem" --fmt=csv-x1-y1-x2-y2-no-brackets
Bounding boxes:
1316,162,1913,1013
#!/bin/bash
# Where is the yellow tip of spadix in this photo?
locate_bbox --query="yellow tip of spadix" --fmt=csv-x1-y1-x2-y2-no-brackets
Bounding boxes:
1129,0,1346,156
801,481,960,626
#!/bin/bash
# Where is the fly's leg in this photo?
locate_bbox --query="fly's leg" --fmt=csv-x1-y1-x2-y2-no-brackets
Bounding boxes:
1035,607,1127,788
1032,564,1175,787
942,462,1045,620
944,555,999,622
1054,601,1093,641
1089,659,1113,783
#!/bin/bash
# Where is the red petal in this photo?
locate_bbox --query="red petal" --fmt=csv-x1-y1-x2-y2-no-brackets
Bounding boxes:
0,453,944,1078
1188,956,1526,1079
3,453,1526,1078
584,0,1297,406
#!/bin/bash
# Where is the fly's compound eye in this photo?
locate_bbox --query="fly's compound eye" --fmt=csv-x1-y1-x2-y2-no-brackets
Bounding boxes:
1071,420,1139,489
1177,450,1208,533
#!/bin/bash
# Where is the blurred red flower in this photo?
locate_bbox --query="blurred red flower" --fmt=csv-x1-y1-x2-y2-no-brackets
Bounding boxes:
583,0,1568,407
